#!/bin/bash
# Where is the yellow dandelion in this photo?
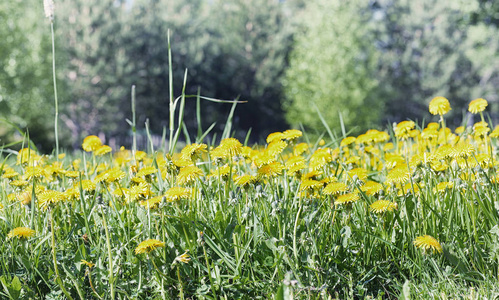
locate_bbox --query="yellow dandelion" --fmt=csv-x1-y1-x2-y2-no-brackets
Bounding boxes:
81,260,95,268
22,166,46,180
455,126,465,134
174,250,191,264
164,187,192,202
413,235,442,254
2,168,19,179
266,132,285,144
282,129,302,141
334,193,360,205
450,143,474,159
385,165,411,186
135,239,165,255
383,142,394,151
38,190,66,210
234,174,257,187
16,190,32,205
309,148,333,170
468,98,488,114
348,167,368,182
135,151,147,161
139,195,163,210
218,138,243,159
177,166,204,185
94,145,112,156
17,148,41,165
490,125,499,138
370,200,398,213
361,181,384,196
180,143,207,161
323,182,348,195
394,121,416,140
105,168,126,183
434,181,453,193
257,162,284,178
266,140,287,157
340,137,356,147
82,135,103,152
293,143,309,156
136,166,157,177
7,227,35,239
252,151,276,168
302,170,322,180
9,180,29,188
299,179,322,192
429,96,451,115
127,182,151,202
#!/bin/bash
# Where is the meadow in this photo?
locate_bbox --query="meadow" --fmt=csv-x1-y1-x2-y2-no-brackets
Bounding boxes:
1,96,499,299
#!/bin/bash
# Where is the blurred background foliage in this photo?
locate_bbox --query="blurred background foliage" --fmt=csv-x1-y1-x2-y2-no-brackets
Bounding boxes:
1,0,499,151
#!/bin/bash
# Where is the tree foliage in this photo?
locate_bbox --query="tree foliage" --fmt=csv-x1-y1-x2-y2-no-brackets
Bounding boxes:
375,0,499,126
0,0,67,150
283,0,382,135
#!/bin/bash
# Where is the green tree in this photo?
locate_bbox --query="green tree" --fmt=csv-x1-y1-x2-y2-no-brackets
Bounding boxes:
283,0,381,135
0,0,67,151
57,0,129,148
375,0,499,126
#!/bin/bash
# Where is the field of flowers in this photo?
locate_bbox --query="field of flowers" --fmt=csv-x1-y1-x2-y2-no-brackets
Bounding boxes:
1,97,499,299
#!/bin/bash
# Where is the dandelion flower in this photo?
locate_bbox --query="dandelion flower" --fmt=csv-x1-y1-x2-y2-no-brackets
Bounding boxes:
468,98,488,114
81,260,95,268
309,148,333,170
217,138,242,159
340,137,356,147
282,129,302,141
135,239,165,255
164,187,192,202
82,135,103,152
8,227,35,239
429,96,451,115
370,200,397,213
38,190,65,210
266,132,285,144
234,174,257,187
180,143,207,161
299,179,322,191
94,145,112,156
323,182,348,195
293,143,309,156
105,168,126,183
285,155,306,174
139,195,163,210
394,121,415,140
334,193,360,205
257,162,284,178
348,168,368,182
413,235,442,254
385,165,411,186
177,166,204,185
450,143,474,159
174,250,191,264
136,166,157,177
361,181,384,196
266,140,287,157
490,125,499,138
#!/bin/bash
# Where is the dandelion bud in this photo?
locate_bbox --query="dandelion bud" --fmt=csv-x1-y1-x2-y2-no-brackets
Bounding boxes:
44,0,55,21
